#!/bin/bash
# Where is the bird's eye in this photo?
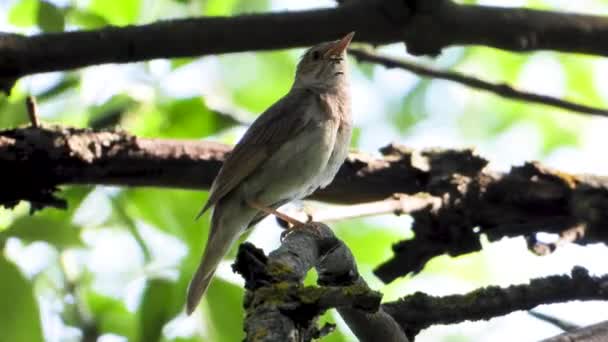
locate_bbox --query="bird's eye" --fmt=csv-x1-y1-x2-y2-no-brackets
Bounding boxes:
311,51,321,61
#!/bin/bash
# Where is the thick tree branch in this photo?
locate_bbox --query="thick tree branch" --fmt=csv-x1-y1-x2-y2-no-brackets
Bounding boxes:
2,0,608,87
383,266,608,339
349,48,608,118
4,126,608,283
542,320,608,342
373,145,608,283
232,223,402,341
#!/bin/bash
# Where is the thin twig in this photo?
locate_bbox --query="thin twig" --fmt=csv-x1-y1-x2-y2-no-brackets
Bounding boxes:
289,193,442,223
529,310,580,332
25,96,40,127
349,48,608,118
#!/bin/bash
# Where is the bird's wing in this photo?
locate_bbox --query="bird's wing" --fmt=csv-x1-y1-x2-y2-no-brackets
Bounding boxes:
196,89,317,218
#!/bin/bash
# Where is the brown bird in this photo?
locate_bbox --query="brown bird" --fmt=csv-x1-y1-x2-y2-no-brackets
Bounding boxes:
186,32,355,315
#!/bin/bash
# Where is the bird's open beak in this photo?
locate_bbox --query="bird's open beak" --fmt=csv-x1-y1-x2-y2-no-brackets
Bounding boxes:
324,31,355,58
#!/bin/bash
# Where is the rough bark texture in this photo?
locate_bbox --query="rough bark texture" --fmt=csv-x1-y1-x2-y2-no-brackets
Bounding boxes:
234,228,608,341
384,266,608,339
542,320,608,342
3,0,608,88
233,223,395,342
3,126,608,283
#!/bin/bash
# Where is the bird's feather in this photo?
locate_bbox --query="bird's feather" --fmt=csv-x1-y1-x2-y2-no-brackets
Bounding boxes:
197,89,317,220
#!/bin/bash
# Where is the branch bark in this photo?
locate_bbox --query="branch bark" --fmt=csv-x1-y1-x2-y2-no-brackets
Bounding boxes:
349,48,608,118
3,126,608,285
541,320,608,342
383,266,608,339
2,0,608,85
232,223,405,342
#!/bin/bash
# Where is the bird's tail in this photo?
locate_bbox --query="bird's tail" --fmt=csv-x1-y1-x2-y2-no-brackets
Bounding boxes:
186,205,240,315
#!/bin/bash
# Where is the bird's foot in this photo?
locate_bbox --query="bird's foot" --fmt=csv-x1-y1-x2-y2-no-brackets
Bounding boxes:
279,221,323,242
246,200,305,226
246,200,321,241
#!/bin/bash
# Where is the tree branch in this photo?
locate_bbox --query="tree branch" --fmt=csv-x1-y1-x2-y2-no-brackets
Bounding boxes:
3,0,608,86
541,320,608,342
373,145,608,284
349,48,608,118
383,266,608,339
232,223,405,341
3,126,608,285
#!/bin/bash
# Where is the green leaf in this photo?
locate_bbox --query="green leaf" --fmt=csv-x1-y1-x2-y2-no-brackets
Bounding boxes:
160,97,238,138
0,92,29,128
334,219,404,266
139,279,174,342
0,215,82,249
9,0,38,27
0,187,90,249
88,94,137,129
171,58,196,69
89,0,140,25
206,279,244,341
66,8,108,29
204,0,238,15
119,189,209,252
130,97,238,138
84,290,137,340
37,0,65,32
0,255,44,342
230,51,295,113
36,74,80,102
391,79,429,133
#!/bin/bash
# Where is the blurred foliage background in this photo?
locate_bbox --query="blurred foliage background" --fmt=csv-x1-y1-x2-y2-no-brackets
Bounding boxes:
2,0,608,341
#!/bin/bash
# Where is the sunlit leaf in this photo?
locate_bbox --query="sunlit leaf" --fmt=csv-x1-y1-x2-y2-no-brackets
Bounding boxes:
83,290,137,340
160,97,238,138
391,79,429,133
119,189,208,252
230,51,295,113
204,0,238,15
36,74,80,102
0,215,82,248
334,219,405,266
206,278,244,341
66,8,108,29
89,0,140,25
234,0,268,13
0,92,29,128
130,97,238,138
171,57,196,69
560,55,605,107
317,311,347,342
37,0,65,32
8,0,38,27
139,278,174,342
0,187,90,248
0,255,43,342
88,94,137,129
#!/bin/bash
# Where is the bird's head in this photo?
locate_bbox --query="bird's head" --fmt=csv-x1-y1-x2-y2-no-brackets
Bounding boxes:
293,32,355,90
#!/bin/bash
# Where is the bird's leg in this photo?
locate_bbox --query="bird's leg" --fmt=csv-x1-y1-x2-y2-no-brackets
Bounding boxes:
246,200,321,240
246,200,305,227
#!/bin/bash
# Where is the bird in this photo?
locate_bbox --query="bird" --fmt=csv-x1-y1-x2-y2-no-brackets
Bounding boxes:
186,32,355,315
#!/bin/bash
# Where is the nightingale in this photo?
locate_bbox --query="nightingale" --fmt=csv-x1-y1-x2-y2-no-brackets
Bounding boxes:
186,32,355,315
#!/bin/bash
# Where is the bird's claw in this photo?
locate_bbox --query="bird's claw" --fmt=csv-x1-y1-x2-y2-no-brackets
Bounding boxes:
280,222,322,242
